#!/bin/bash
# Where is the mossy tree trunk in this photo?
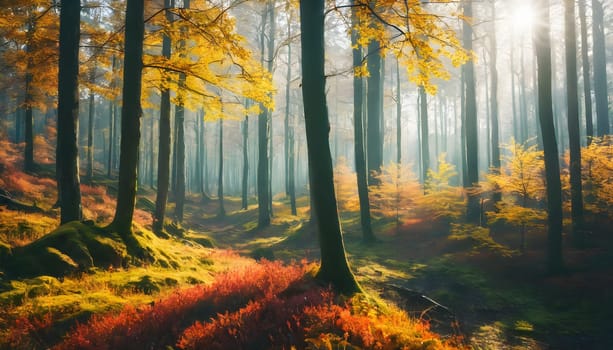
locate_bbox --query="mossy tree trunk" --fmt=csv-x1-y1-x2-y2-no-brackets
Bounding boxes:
257,2,272,228
57,0,82,224
299,0,361,295
110,0,144,236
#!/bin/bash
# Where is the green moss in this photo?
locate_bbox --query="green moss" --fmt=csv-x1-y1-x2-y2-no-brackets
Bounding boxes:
6,221,127,278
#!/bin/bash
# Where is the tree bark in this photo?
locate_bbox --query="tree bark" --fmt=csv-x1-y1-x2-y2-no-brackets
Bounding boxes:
257,1,272,228
242,108,249,210
564,0,585,245
300,0,361,295
153,1,173,233
490,0,501,203
367,40,383,183
578,0,594,143
110,0,144,236
419,86,430,184
24,17,34,173
591,0,609,136
351,0,375,242
56,0,82,224
86,78,95,183
217,117,225,218
535,0,564,274
462,0,480,223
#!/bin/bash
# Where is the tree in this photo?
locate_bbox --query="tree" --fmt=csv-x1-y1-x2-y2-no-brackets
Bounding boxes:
257,0,274,228
299,0,361,294
351,0,375,242
592,0,610,137
534,0,564,274
217,117,225,218
578,0,594,143
109,0,145,237
153,0,173,234
366,38,383,184
462,0,480,224
486,140,546,252
489,0,501,203
56,0,82,224
419,86,430,184
564,0,585,245
241,101,249,210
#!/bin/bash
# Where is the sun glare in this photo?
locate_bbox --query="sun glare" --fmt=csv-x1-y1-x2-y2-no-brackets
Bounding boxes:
511,3,536,35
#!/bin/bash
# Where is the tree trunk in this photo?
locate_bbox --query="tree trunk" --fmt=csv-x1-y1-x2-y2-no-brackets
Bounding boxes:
289,126,297,215
578,0,594,143
218,117,225,218
300,0,361,295
535,0,564,274
24,18,34,173
56,0,82,224
462,0,480,223
396,57,402,164
592,0,609,136
173,0,189,222
86,82,95,183
284,17,292,197
257,2,272,228
367,39,383,183
110,0,144,236
490,0,501,203
419,86,430,183
351,0,375,242
242,109,249,209
564,0,585,245
153,1,173,233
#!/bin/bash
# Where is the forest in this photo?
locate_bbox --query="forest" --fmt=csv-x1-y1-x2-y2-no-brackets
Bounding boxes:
0,0,612,348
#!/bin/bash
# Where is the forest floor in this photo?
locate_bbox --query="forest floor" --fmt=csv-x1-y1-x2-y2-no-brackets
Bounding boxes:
0,157,612,348
179,196,613,350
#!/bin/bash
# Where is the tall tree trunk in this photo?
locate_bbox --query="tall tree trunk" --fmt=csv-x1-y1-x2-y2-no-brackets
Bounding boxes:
592,0,609,136
149,113,155,188
153,0,173,233
519,44,529,144
300,0,361,295
257,1,272,228
218,117,225,218
490,0,501,203
107,56,117,178
288,126,297,215
24,17,34,173
86,79,95,183
578,0,594,143
564,0,585,245
535,0,564,274
419,86,430,183
267,1,275,217
57,0,82,224
462,0,480,223
367,39,383,183
284,17,292,197
351,0,375,242
110,0,144,236
242,107,249,209
396,57,402,164
173,0,189,222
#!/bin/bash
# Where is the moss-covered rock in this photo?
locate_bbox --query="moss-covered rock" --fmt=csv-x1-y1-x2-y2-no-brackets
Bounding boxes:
5,221,127,278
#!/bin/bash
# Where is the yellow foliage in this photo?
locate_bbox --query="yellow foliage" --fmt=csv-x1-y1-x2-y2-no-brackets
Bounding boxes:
351,0,469,94
581,136,613,216
370,162,422,221
142,1,274,120
333,158,361,212
416,154,465,220
485,139,546,232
